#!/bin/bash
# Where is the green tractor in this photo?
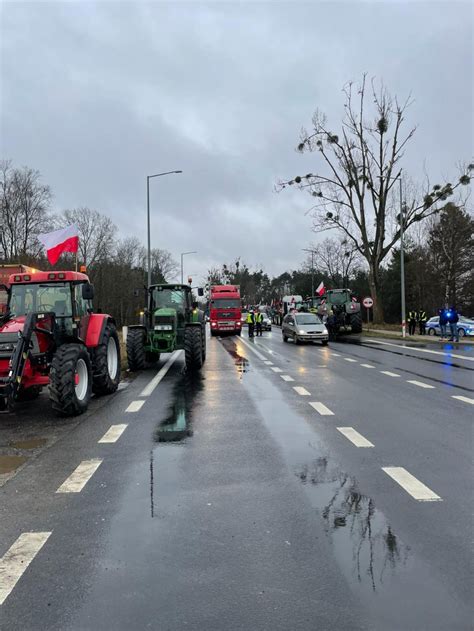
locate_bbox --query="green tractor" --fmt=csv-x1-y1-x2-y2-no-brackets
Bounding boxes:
126,284,206,372
308,289,362,335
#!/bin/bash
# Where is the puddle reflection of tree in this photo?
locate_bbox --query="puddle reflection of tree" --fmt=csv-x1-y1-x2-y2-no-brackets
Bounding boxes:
298,457,409,591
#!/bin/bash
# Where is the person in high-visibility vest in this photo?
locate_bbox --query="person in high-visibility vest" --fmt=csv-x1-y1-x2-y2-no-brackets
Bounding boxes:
246,310,255,337
417,309,427,335
255,311,263,336
408,310,417,335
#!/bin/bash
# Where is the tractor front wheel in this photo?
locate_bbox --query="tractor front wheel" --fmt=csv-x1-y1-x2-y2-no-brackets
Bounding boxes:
185,326,203,371
49,344,92,416
93,323,121,395
126,328,146,371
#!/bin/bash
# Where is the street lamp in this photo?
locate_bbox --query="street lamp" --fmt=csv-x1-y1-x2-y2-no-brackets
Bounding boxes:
302,248,316,297
181,251,197,284
146,170,182,288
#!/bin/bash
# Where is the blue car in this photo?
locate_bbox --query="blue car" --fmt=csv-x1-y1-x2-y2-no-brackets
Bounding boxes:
426,316,474,337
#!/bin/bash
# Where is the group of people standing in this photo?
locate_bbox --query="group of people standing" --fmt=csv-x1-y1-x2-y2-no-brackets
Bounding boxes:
438,305,460,342
246,309,264,338
407,309,428,335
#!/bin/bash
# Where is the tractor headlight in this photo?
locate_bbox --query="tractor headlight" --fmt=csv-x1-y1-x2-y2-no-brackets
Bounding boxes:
154,325,173,331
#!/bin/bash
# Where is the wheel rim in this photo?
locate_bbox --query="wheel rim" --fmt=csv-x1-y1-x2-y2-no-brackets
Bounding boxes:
428,328,434,335
107,337,118,379
458,329,465,338
75,358,88,401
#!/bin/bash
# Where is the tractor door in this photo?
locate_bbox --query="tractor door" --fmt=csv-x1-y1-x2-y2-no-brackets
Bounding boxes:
74,283,92,341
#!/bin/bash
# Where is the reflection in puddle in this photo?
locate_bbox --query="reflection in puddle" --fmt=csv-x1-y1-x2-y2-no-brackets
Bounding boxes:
154,372,204,443
10,438,47,450
0,455,27,474
296,457,409,592
224,344,249,378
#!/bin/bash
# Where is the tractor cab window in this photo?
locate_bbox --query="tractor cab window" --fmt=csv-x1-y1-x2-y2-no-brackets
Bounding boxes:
9,283,73,318
152,288,185,311
74,284,91,317
0,286,8,315
329,293,346,305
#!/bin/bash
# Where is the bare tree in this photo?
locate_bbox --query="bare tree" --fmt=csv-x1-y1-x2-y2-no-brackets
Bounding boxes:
278,76,472,322
308,237,361,287
136,247,179,283
0,160,52,260
58,207,117,267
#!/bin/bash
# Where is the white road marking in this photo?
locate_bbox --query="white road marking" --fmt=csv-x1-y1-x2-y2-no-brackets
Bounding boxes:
451,395,474,405
360,363,375,368
0,532,52,605
293,386,311,396
382,467,442,501
380,370,401,377
239,336,267,360
407,380,435,389
280,375,295,382
56,459,103,493
125,400,145,413
117,381,130,391
98,424,128,443
263,360,273,365
337,427,374,447
344,357,357,362
330,353,341,357
271,367,283,373
309,402,334,415
140,351,181,397
367,339,474,362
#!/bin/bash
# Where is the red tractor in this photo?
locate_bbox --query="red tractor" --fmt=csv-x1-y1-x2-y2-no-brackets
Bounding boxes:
0,270,120,416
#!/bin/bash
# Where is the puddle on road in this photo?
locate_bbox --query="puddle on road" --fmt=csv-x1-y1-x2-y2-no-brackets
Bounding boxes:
9,437,47,450
296,457,409,593
153,371,204,443
223,343,249,378
0,455,27,474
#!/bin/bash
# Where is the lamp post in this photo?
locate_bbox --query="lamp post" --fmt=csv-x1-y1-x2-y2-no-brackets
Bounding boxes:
146,170,182,288
181,251,197,284
302,248,315,297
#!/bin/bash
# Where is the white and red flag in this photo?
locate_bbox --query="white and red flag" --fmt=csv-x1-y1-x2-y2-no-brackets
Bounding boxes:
316,281,325,296
38,225,79,265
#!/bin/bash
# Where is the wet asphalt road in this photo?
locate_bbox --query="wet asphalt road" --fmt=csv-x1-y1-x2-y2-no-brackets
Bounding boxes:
0,329,473,630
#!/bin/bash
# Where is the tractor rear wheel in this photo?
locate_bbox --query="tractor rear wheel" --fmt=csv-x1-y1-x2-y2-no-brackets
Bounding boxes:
351,312,362,333
185,326,203,371
93,323,121,395
201,326,207,363
49,344,92,416
127,328,146,371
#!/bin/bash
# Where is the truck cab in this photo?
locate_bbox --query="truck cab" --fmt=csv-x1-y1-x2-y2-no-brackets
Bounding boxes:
209,285,242,336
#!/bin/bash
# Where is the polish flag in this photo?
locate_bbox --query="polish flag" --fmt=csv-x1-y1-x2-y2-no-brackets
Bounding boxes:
38,225,79,265
316,281,325,296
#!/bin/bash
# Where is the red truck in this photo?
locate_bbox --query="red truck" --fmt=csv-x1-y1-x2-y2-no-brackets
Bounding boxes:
209,285,242,336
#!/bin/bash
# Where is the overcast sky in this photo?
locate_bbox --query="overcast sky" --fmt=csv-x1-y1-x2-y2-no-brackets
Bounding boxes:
1,1,472,283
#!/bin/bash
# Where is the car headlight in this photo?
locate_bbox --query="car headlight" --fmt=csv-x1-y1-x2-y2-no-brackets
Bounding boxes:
322,328,328,334
299,330,306,335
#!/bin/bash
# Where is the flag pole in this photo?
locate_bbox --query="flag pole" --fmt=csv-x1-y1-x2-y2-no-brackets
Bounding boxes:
75,252,78,272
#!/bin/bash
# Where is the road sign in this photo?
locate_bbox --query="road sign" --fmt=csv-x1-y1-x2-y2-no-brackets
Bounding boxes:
363,296,373,308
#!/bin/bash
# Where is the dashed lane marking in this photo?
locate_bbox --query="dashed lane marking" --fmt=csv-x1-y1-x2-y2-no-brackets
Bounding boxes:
117,381,130,391
451,395,474,405
239,337,267,360
281,375,295,382
271,367,283,373
344,357,357,363
264,360,273,365
380,371,401,377
407,380,435,389
330,353,341,357
382,467,442,501
293,386,311,396
0,532,52,605
125,400,145,413
98,424,128,443
56,459,103,493
140,351,181,397
337,427,374,447
360,364,375,368
309,402,334,415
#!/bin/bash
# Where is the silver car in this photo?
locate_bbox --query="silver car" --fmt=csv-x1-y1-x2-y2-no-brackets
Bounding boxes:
282,312,329,345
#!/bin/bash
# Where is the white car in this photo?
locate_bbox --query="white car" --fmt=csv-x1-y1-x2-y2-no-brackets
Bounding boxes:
282,313,329,345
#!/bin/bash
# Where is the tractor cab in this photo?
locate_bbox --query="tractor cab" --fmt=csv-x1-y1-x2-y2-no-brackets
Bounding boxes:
149,284,201,352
